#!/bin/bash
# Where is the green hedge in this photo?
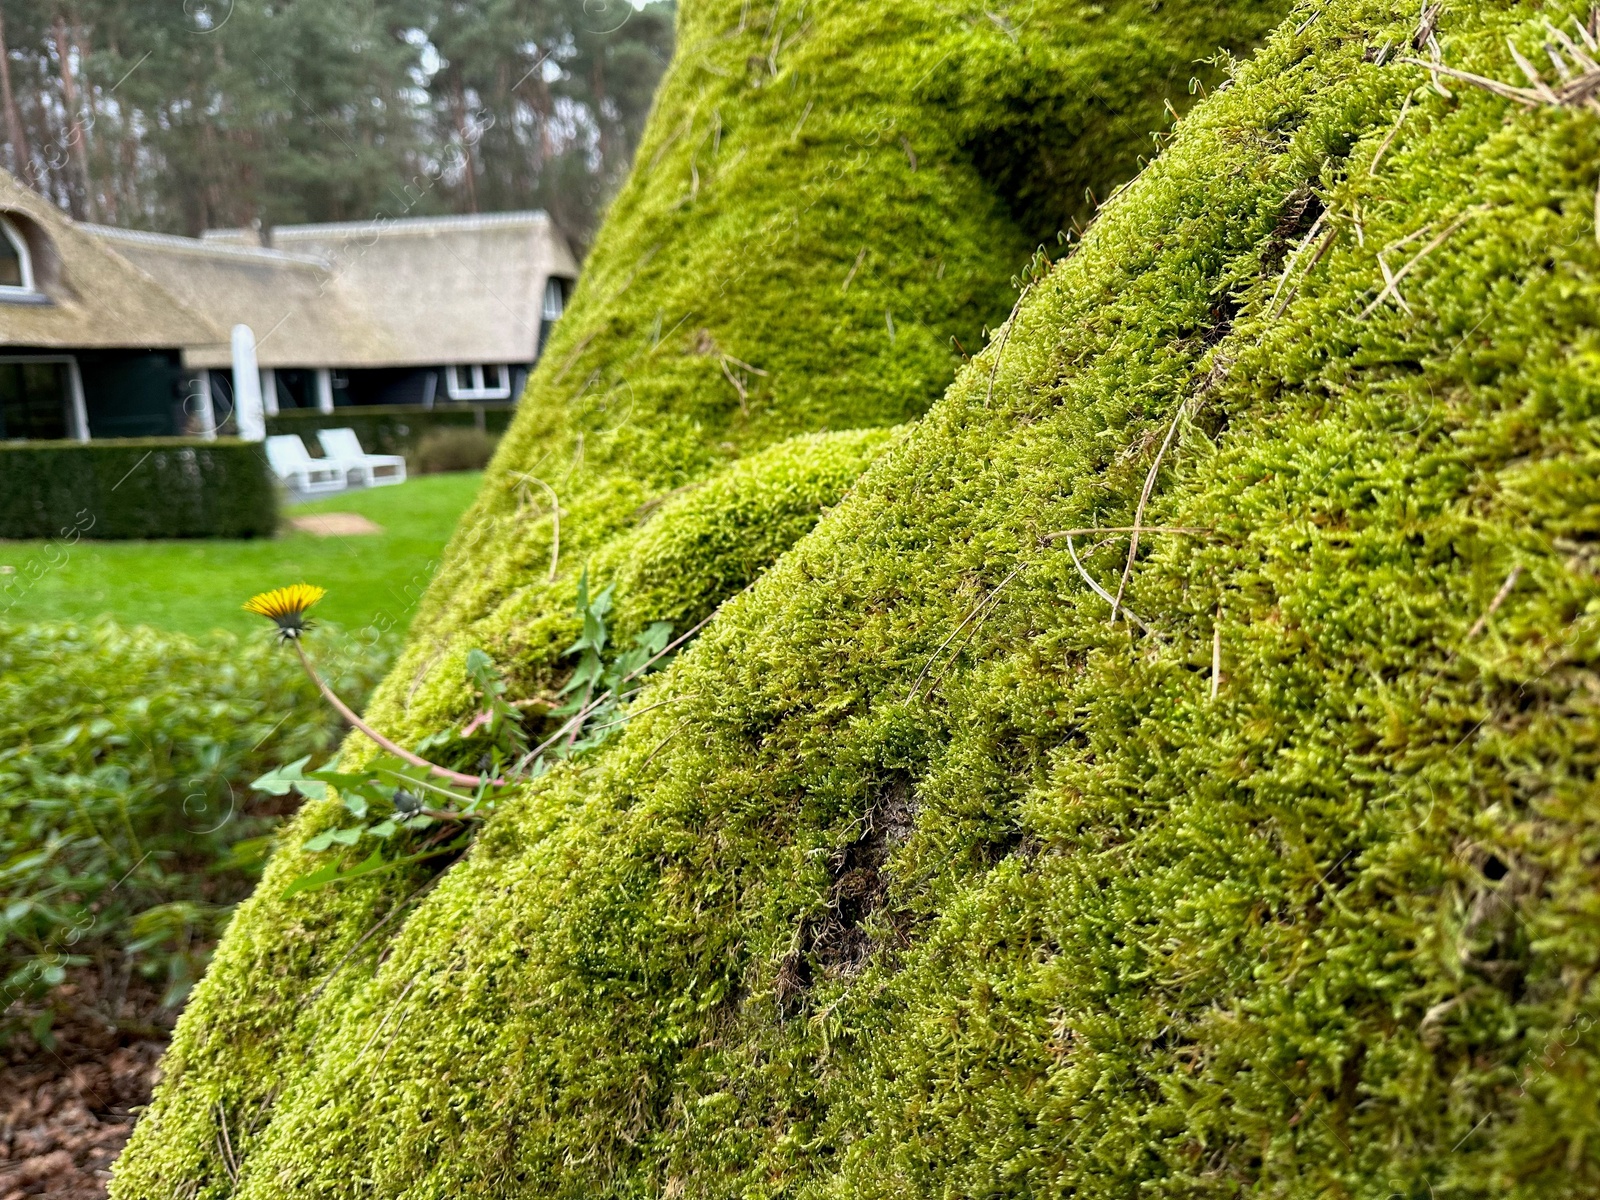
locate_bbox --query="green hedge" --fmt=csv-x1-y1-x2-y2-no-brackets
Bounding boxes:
0,438,277,540
264,405,515,463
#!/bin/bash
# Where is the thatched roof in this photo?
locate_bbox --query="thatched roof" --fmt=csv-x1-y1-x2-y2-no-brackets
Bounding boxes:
0,165,578,369
88,226,396,370
0,171,223,351
92,211,580,370
225,212,580,367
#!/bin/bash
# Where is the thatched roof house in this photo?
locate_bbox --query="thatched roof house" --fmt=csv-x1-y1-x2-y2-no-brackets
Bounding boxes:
86,228,391,373
0,166,578,441
0,171,224,440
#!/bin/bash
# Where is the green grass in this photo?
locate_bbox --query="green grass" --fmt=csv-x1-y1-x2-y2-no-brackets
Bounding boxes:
0,473,482,638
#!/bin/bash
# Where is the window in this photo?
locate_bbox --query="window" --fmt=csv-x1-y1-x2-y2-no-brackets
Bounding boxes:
0,216,35,298
539,276,572,356
542,276,569,322
445,364,511,401
0,361,69,440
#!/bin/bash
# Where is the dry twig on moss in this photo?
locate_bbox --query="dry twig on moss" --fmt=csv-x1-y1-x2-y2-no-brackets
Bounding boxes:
721,356,751,412
1042,525,1212,540
1369,91,1414,175
308,874,446,1002
841,245,867,292
983,299,1024,409
1401,14,1600,238
1211,608,1223,700
1465,563,1524,641
1359,208,1480,318
907,564,1026,702
1270,215,1340,318
1413,3,1443,50
1111,398,1196,624
1064,534,1152,635
510,473,562,581
356,972,422,1063
214,1102,239,1185
639,717,693,771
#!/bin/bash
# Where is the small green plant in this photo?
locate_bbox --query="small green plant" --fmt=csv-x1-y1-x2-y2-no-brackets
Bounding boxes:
0,618,391,1045
252,753,482,898
259,573,684,896
535,573,674,774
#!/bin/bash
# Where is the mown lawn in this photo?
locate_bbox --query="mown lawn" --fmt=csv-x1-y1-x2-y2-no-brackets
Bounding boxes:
0,472,483,638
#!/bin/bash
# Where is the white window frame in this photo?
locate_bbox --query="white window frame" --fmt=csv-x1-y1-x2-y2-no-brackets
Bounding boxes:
445,364,511,401
542,276,568,322
0,215,37,299
0,354,88,442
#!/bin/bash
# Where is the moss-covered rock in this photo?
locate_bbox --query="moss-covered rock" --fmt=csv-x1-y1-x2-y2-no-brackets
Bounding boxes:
138,0,1600,1196
112,3,1296,1185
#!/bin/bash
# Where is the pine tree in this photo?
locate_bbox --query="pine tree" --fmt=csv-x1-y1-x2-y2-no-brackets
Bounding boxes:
0,0,674,242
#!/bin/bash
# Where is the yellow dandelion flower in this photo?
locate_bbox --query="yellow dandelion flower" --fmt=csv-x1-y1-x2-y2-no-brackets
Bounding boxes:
243,583,326,641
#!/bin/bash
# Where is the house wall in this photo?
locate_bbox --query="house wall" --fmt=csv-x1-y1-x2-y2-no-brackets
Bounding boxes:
336,365,531,408
338,367,439,408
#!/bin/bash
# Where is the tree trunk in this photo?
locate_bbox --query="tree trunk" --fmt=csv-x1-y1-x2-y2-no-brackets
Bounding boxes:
591,56,611,175
51,14,93,220
450,72,480,213
0,11,36,189
116,123,136,219
103,37,135,219
515,46,555,169
75,19,111,222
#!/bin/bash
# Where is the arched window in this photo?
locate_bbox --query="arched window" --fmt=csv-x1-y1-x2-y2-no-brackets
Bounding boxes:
542,275,570,322
538,276,572,356
0,216,35,297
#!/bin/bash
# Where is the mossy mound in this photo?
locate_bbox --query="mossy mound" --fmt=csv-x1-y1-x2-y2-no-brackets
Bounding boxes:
109,0,1600,1196
389,426,899,711
114,2,1298,1192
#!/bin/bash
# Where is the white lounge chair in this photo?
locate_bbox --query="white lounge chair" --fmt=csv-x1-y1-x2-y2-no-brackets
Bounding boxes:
317,428,407,487
265,434,346,495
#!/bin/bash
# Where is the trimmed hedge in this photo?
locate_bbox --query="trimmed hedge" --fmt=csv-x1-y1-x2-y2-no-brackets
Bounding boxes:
0,439,277,540
264,405,515,464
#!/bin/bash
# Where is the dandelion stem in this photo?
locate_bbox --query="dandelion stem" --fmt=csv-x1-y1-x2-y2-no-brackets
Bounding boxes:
291,642,503,789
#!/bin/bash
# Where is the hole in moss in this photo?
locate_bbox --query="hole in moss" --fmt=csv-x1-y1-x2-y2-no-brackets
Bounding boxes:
1204,289,1243,347
1260,185,1326,277
775,775,918,1016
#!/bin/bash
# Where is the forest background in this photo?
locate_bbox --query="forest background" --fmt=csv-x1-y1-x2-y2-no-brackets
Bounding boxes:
0,0,674,249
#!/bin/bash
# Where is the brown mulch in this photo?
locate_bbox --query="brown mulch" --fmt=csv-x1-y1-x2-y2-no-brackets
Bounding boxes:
0,976,171,1199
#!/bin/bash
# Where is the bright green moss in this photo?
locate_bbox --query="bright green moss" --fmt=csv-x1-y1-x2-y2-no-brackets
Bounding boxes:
172,3,1600,1199
599,427,900,644
386,427,899,722
113,3,1295,1186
